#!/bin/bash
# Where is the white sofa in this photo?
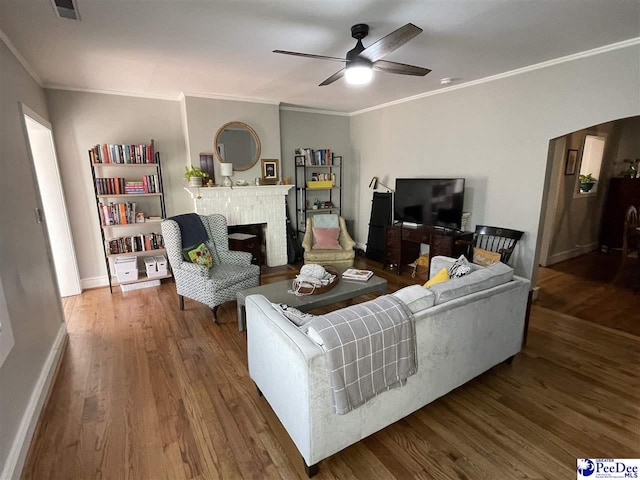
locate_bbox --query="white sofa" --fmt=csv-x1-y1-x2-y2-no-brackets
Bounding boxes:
245,256,531,476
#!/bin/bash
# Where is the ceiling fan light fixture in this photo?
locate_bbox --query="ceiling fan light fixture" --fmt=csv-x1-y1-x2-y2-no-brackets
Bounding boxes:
345,63,373,85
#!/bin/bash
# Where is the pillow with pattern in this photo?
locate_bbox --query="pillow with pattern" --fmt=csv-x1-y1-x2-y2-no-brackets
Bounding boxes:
448,254,472,278
272,303,315,326
186,242,213,269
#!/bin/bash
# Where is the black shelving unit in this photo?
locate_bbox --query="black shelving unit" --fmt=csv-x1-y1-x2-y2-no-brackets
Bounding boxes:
294,152,342,236
89,139,171,293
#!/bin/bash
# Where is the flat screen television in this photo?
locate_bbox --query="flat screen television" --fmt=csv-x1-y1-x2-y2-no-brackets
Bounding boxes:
394,178,465,229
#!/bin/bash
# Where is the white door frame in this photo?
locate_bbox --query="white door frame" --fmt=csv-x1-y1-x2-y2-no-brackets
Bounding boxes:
20,103,81,297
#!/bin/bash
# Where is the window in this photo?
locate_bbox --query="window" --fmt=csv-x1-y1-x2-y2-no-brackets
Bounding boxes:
577,135,606,195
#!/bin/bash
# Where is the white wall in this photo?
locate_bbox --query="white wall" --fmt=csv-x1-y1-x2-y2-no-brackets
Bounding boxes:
350,45,640,279
182,95,281,187
45,90,187,285
0,39,66,478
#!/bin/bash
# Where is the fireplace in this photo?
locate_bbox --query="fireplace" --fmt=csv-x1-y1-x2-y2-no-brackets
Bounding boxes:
184,185,294,266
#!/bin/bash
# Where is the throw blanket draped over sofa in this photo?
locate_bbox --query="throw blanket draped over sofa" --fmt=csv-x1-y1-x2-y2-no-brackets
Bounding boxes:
305,295,417,414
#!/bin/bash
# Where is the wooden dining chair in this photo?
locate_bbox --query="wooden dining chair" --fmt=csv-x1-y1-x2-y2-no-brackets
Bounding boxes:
614,206,640,284
455,225,524,265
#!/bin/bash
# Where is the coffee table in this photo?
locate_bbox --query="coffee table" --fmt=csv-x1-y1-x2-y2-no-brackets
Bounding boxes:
236,274,387,331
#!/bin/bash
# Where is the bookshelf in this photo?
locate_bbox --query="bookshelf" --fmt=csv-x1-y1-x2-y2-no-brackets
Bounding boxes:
89,139,171,292
293,148,342,236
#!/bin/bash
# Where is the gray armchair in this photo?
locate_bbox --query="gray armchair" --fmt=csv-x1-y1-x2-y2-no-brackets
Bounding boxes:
161,214,260,321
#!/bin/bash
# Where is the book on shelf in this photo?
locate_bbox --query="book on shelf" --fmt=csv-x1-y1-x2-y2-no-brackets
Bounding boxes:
294,147,333,166
105,232,164,255
88,142,155,164
341,269,374,281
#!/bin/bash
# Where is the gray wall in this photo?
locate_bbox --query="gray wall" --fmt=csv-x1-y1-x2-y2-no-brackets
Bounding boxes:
546,122,615,262
0,40,66,476
350,45,640,279
183,95,281,186
279,109,352,232
45,90,187,284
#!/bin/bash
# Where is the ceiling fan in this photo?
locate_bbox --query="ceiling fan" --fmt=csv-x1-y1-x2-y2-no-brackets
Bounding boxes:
273,23,431,86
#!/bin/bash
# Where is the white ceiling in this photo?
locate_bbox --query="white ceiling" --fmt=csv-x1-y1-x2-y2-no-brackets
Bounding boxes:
1,0,639,113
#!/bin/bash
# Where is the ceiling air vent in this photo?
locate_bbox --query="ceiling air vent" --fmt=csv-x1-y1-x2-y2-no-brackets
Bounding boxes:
51,0,80,20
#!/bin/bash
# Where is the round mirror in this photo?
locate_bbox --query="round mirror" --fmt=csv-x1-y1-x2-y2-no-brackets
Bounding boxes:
214,121,261,171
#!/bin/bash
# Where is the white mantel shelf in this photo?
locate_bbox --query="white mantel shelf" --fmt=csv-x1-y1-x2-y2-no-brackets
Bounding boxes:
185,185,294,267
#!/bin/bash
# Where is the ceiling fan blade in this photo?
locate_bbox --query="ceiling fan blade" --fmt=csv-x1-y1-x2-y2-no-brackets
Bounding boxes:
360,23,422,63
273,50,346,63
319,68,345,86
373,60,431,76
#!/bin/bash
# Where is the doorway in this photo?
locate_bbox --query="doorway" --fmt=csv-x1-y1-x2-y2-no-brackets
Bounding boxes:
21,106,81,297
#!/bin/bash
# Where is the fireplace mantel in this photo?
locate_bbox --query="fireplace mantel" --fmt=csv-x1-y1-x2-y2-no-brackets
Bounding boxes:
184,185,294,266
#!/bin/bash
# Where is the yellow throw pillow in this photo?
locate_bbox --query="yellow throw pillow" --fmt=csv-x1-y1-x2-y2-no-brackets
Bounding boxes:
473,248,502,267
423,267,450,288
187,242,213,269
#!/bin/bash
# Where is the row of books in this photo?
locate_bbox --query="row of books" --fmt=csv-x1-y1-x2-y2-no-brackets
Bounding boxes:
95,175,160,195
105,232,164,255
295,148,333,166
89,143,155,164
98,201,139,226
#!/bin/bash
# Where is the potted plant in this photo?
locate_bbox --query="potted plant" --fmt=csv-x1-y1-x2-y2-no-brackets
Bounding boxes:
184,166,209,187
579,173,597,192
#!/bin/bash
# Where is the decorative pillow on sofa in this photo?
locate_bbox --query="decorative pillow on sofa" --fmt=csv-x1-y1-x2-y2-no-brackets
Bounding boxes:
473,248,502,267
392,285,436,313
312,227,341,249
448,254,472,278
185,242,213,268
428,261,514,305
272,303,316,326
424,267,450,287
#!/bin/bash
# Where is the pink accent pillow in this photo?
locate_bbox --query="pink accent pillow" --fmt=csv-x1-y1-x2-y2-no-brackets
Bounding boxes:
312,227,341,249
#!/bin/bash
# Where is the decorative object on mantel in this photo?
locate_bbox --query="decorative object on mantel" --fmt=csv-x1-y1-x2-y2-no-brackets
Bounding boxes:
199,152,215,182
220,162,233,187
184,165,209,187
214,121,261,171
261,159,279,185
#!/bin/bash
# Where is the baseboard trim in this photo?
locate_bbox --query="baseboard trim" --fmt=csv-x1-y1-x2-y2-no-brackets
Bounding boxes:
545,242,599,266
81,275,109,289
1,324,68,480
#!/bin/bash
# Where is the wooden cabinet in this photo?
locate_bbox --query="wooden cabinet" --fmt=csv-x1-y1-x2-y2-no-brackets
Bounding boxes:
384,224,472,275
600,178,640,249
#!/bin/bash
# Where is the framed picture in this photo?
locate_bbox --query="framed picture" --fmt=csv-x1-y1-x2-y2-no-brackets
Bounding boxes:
565,149,578,175
261,159,279,185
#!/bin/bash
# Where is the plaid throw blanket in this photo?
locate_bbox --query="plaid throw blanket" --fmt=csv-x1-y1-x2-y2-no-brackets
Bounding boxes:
305,295,417,414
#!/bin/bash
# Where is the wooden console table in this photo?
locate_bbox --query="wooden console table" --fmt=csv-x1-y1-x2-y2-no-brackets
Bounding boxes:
384,223,473,275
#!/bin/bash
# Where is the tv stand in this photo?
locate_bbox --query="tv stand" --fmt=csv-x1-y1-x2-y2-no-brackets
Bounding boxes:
384,223,473,275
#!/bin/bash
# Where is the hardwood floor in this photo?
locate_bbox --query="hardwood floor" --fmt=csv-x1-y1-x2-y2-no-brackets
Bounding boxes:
537,251,640,336
23,257,640,479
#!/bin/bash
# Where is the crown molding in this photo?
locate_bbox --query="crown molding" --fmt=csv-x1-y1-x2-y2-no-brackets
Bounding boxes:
351,37,640,116
44,85,180,101
182,91,279,105
0,28,43,86
279,105,350,117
